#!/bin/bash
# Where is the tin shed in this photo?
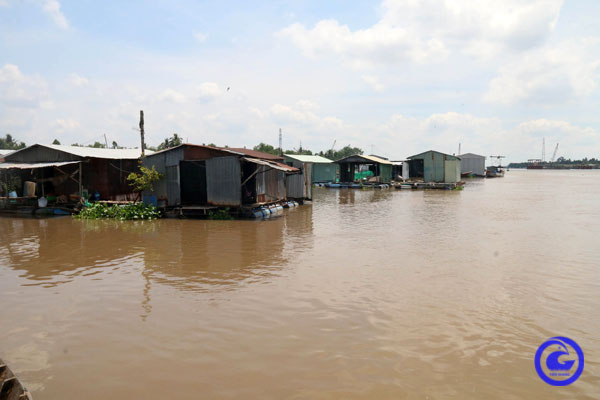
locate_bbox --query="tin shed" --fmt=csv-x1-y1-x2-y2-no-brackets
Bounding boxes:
336,154,393,183
458,153,486,177
407,150,461,183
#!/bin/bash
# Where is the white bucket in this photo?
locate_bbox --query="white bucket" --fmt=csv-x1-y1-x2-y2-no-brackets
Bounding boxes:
38,197,48,208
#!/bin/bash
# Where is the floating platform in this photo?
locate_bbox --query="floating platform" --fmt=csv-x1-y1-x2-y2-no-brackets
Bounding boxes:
242,201,299,219
321,182,391,189
395,182,464,190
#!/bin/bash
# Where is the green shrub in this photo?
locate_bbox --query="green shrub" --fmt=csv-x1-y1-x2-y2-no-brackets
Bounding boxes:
75,202,160,220
208,208,233,220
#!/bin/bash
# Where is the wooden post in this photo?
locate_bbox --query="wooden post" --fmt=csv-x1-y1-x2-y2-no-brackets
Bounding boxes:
139,110,145,157
78,163,82,197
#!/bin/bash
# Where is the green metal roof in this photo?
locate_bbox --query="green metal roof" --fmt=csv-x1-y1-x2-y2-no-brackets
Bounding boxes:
407,150,460,160
283,154,333,163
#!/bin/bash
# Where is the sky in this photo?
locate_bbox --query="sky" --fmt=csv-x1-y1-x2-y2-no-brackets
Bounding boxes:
1,0,599,162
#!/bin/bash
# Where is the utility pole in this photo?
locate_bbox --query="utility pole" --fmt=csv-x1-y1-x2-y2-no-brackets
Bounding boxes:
139,110,146,157
104,133,108,149
458,143,461,155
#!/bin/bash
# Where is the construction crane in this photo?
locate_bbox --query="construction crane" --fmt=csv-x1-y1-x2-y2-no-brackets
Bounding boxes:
551,143,559,162
330,139,336,151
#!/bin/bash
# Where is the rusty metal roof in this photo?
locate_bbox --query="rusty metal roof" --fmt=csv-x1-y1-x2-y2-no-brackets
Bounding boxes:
241,157,300,173
226,148,284,161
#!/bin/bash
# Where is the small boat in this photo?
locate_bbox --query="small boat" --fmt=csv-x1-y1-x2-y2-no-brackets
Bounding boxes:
461,171,473,178
0,358,33,399
486,166,505,178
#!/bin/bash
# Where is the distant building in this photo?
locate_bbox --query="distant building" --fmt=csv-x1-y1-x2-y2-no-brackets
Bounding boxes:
406,150,461,183
142,144,299,208
336,154,393,183
459,153,486,177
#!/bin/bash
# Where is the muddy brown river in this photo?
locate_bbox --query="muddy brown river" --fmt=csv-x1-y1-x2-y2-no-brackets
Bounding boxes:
1,170,599,399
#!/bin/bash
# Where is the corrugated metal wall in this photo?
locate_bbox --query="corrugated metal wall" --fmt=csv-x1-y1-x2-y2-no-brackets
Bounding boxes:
286,163,311,199
166,166,180,206
206,156,241,206
265,168,285,201
460,157,485,176
444,159,461,183
286,173,305,199
142,154,167,201
423,152,446,182
304,163,312,199
143,148,185,206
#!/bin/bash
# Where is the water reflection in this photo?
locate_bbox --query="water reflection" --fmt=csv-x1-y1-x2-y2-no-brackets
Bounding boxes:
0,207,314,294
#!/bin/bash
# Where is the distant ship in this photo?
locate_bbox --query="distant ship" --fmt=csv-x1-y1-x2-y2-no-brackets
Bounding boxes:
486,155,506,177
486,165,505,178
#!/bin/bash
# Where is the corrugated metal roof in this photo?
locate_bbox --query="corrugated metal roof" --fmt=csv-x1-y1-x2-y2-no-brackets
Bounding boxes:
283,154,333,163
227,148,284,161
459,153,486,159
0,161,81,169
7,144,151,160
337,154,394,165
408,150,461,160
146,143,243,158
0,149,14,157
242,157,300,173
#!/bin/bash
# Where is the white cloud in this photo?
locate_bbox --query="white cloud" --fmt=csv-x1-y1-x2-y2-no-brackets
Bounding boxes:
280,0,563,67
0,64,47,108
372,112,599,161
157,88,186,103
197,82,222,100
43,0,69,29
53,118,80,131
70,73,89,87
362,75,384,92
485,39,600,105
194,32,208,42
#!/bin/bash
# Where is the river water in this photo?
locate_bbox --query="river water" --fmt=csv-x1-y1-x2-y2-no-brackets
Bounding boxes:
1,170,599,399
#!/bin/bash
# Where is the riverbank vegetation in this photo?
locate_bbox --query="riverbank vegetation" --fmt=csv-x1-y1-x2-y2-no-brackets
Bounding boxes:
508,157,600,168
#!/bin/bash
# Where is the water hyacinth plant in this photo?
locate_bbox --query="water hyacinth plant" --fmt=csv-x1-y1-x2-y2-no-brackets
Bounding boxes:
75,202,161,220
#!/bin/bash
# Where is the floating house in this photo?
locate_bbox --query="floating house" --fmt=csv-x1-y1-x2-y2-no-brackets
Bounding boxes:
141,144,299,212
283,154,338,200
459,153,486,177
0,144,148,213
406,150,461,183
337,154,393,184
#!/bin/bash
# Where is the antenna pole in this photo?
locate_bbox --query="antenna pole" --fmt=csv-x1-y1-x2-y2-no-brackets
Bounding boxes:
542,137,545,162
279,128,283,156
